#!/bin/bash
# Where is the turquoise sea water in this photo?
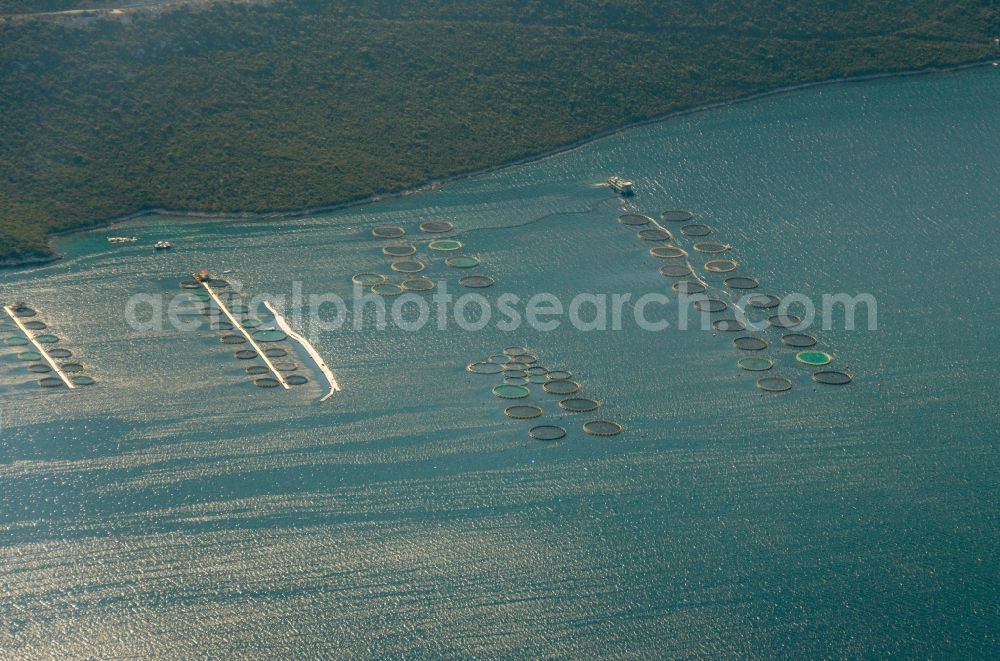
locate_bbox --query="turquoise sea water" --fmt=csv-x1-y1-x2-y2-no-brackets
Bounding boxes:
2,68,998,657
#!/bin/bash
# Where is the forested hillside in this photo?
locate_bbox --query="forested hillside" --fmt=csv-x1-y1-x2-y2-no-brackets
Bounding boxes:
1,0,996,262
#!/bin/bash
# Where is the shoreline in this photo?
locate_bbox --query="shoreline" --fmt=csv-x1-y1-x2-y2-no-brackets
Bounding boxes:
5,58,994,271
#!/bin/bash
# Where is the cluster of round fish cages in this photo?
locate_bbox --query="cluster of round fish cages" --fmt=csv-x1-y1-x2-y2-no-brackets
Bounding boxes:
469,348,622,440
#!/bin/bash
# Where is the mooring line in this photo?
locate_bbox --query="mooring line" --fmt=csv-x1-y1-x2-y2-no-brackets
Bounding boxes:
200,282,289,389
2,304,76,389
263,300,340,402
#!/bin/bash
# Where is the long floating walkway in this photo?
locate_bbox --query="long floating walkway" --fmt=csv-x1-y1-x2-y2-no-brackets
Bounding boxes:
2,304,76,389
200,282,290,389
264,300,340,402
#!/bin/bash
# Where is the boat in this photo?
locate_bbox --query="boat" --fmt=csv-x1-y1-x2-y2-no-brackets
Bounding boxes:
154,240,172,250
608,176,635,195
107,236,137,243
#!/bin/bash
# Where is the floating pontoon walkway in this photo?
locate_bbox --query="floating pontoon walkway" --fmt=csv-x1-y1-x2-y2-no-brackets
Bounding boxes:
200,282,290,389
264,300,340,402
2,304,75,389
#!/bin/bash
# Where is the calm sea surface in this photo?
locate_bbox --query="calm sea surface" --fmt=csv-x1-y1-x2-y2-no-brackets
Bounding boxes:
1,68,998,657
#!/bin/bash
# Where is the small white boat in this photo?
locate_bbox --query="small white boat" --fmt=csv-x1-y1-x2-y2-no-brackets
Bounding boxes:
154,240,172,250
107,236,137,244
608,176,635,195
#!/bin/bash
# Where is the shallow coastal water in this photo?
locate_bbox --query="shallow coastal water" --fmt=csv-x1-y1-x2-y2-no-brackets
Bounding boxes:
1,68,998,657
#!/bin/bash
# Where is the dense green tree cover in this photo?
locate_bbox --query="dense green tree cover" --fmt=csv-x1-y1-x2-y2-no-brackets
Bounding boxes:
1,1,996,262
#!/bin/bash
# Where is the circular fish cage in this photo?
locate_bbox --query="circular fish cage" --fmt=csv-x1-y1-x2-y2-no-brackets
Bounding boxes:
72,375,96,386
17,351,42,362
813,370,852,385
390,259,425,274
34,334,59,344
28,364,52,374
712,318,746,332
180,280,201,289
220,334,247,345
637,228,673,242
207,279,229,289
60,362,84,373
372,283,404,296
505,404,543,419
48,348,72,359
493,384,530,399
527,374,549,384
724,276,759,290
372,225,405,239
693,298,727,313
658,263,692,278
402,277,436,292
529,425,567,441
429,239,463,252
241,318,262,329
285,374,309,386
583,420,623,437
525,366,547,376
235,349,258,360
559,397,600,412
383,245,417,257
5,335,29,346
23,320,47,331
504,362,529,373
264,347,288,358
445,255,480,268
38,377,64,388
733,336,768,351
547,370,572,380
352,272,387,286
420,220,454,233
618,213,653,226
246,365,270,375
254,377,281,388
190,292,211,303
704,259,738,273
737,357,774,372
543,379,580,395
459,275,495,288
673,281,708,295
252,329,288,342
661,210,694,222
488,353,511,364
12,306,36,317
504,376,529,386
768,314,802,329
274,362,298,372
504,368,527,379
795,350,832,366
757,376,793,392
747,294,781,309
503,346,528,357
649,245,687,259
213,320,235,331
781,333,817,348
693,242,729,254
681,224,712,237
510,353,537,365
